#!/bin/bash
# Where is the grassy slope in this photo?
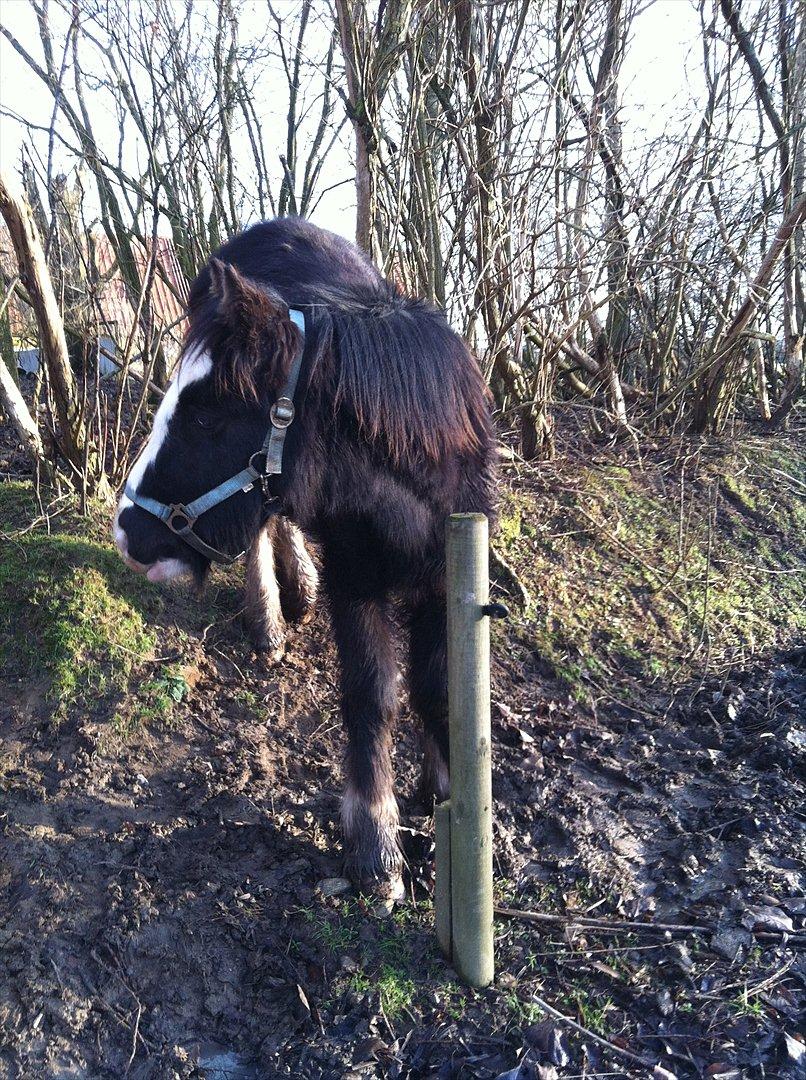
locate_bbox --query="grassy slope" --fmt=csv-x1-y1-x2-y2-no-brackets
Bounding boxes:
0,483,155,717
1,433,803,725
495,434,804,706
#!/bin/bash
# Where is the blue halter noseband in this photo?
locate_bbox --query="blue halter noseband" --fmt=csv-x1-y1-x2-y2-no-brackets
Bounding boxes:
124,308,306,565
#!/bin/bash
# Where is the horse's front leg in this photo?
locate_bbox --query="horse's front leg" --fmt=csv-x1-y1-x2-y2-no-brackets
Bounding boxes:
326,573,403,897
244,521,285,661
273,517,318,624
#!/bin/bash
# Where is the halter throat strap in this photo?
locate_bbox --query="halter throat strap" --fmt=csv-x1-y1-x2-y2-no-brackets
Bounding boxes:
124,308,306,565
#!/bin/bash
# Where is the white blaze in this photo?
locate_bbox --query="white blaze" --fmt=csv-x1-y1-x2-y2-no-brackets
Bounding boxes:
113,347,213,560
113,349,213,578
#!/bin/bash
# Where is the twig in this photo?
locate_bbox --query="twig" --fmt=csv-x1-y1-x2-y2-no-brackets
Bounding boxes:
526,991,654,1068
495,907,806,946
0,273,19,320
125,1003,141,1074
496,906,710,935
490,545,531,608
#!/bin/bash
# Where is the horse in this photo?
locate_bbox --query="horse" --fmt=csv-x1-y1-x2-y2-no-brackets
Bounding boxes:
113,217,496,896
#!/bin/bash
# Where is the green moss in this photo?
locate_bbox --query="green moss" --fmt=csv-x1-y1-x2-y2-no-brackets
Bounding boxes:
0,481,158,719
498,490,538,552
0,480,40,525
497,438,805,702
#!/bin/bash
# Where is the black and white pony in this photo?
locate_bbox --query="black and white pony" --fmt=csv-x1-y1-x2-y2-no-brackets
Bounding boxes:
114,218,496,894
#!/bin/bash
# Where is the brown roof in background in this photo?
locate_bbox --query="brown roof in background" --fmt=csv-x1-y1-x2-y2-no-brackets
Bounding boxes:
0,226,190,352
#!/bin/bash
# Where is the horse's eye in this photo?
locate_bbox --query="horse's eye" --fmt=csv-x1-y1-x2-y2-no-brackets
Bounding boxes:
193,412,216,430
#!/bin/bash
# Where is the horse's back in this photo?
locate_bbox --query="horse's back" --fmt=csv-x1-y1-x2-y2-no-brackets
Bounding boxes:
190,218,382,309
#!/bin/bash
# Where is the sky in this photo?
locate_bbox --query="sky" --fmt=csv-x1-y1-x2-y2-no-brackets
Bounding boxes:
0,0,728,242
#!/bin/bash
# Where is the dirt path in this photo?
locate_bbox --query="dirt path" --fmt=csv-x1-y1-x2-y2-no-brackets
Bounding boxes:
1,597,804,1078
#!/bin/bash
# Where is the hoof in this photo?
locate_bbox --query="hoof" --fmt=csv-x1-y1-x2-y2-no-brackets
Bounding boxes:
343,836,404,901
279,593,316,626
350,870,405,903
250,635,286,665
416,769,450,809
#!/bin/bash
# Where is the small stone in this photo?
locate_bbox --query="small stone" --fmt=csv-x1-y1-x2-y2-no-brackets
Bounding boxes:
711,928,751,961
316,877,352,898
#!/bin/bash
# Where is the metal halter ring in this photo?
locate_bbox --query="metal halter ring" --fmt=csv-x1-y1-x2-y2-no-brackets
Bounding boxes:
167,505,195,533
270,397,295,428
248,450,267,472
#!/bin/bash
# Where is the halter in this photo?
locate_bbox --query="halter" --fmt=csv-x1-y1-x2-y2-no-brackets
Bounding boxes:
124,308,306,565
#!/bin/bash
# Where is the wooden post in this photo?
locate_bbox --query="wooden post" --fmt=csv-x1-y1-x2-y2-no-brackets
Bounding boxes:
445,512,494,987
434,799,452,959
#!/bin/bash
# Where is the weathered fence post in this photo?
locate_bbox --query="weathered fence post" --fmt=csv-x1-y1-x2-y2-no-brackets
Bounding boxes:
436,512,494,988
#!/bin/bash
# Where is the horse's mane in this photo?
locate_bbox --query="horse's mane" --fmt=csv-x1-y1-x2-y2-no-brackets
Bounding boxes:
186,219,492,465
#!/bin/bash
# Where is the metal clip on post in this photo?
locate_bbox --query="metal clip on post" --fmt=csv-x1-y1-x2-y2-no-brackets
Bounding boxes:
481,602,509,620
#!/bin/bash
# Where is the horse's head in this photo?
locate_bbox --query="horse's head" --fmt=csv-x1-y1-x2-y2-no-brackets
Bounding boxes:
113,259,302,583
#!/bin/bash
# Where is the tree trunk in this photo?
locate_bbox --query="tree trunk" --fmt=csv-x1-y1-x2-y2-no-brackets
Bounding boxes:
753,340,772,421
691,191,806,431
0,169,87,474
0,346,49,472
335,0,377,257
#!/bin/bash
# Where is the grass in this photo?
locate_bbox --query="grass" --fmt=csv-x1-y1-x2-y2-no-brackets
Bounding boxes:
495,437,806,704
376,964,416,1018
731,987,766,1019
504,976,615,1038
347,965,415,1019
0,482,159,719
112,664,191,739
0,480,228,729
573,991,614,1034
299,896,419,1019
300,903,361,953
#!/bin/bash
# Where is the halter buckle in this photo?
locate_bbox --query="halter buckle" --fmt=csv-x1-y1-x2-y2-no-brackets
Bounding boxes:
167,504,196,533
270,397,295,428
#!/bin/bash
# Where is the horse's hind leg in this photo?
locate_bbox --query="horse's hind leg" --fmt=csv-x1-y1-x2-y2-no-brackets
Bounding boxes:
407,591,450,805
273,517,318,624
244,521,285,661
325,552,403,896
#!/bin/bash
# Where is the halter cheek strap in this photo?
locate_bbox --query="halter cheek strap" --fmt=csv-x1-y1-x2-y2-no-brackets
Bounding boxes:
124,308,306,565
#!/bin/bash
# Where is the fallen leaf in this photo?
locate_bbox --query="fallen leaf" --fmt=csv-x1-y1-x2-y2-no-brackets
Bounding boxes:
741,905,794,934
296,984,311,1018
783,1033,804,1064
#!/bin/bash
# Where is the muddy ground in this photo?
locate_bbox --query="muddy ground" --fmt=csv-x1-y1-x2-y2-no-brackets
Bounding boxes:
0,422,804,1079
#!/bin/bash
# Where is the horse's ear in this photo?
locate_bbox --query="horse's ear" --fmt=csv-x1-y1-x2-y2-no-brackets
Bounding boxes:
208,258,282,322
206,258,298,400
